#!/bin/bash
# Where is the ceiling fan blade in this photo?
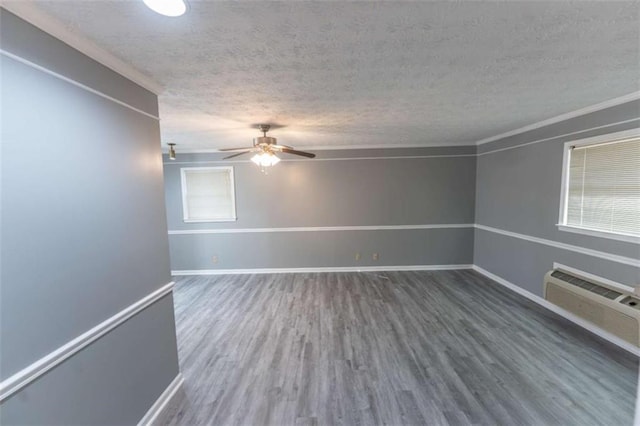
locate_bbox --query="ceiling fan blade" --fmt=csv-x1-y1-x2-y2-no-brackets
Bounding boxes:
223,151,252,160
218,147,255,152
280,148,316,158
271,144,293,150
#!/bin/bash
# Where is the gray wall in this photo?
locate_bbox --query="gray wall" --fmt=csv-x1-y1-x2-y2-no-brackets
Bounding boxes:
1,10,179,424
164,147,477,271
161,65,638,297
474,100,640,296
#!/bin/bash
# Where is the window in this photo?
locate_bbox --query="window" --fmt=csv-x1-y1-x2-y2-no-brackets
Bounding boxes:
181,167,236,222
558,131,640,243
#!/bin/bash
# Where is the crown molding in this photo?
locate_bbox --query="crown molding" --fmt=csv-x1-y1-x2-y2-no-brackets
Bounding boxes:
6,0,636,150
168,223,474,235
163,141,475,154
168,88,640,153
477,117,640,156
0,0,163,94
475,91,640,146
289,140,475,151
163,154,476,165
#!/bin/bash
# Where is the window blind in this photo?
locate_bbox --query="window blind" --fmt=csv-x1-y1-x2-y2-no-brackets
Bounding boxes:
565,137,640,236
183,168,235,221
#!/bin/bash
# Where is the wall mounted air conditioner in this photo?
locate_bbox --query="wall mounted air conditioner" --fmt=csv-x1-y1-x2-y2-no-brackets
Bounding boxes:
544,268,640,346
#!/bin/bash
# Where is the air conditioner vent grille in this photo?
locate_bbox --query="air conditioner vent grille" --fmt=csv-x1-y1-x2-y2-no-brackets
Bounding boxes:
545,268,639,347
550,270,622,300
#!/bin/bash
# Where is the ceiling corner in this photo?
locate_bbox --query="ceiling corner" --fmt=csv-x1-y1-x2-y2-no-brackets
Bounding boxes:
0,0,164,95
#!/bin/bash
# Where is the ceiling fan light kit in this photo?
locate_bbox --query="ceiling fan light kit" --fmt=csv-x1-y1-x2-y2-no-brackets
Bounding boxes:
251,152,281,167
220,124,316,171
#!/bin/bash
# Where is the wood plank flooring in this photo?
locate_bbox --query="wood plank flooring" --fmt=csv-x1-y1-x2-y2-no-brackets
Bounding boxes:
155,270,638,425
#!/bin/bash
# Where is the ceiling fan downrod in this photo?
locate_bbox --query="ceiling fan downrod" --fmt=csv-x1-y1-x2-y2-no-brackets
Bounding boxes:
254,124,277,147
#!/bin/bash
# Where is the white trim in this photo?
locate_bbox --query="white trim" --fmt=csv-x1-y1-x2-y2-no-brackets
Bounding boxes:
475,91,640,146
168,223,474,235
477,118,640,156
0,50,160,121
138,373,184,426
172,141,474,153
557,225,640,245
635,385,640,426
183,218,237,224
167,119,640,159
0,1,162,94
557,137,572,225
310,154,477,160
556,129,640,243
172,264,473,275
180,166,237,223
260,141,475,150
7,0,636,153
170,223,638,266
288,142,474,150
474,224,640,268
0,282,174,402
471,265,640,357
565,128,640,149
552,262,635,294
163,153,477,164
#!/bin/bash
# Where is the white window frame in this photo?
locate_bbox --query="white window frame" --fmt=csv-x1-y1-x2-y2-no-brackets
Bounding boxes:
557,128,640,244
180,166,237,223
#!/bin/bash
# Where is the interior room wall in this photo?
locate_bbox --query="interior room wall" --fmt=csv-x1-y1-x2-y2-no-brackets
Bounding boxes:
474,99,640,297
0,10,179,424
165,101,639,285
163,146,477,272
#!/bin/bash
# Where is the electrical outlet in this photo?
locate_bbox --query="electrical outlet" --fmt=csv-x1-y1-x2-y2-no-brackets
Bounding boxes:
373,253,379,261
212,255,219,264
355,252,361,261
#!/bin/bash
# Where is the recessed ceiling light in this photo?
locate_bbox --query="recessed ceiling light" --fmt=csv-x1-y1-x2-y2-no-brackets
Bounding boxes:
143,0,187,17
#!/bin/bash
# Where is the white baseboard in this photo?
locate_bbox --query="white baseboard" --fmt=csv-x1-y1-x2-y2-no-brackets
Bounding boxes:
138,373,184,426
0,282,175,401
471,265,640,357
172,264,473,276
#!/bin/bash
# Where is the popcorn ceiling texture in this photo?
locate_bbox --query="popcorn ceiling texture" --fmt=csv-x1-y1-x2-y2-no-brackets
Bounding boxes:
32,1,640,150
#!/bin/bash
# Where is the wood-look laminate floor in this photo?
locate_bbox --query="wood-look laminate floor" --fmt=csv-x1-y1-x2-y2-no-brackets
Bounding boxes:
155,270,638,426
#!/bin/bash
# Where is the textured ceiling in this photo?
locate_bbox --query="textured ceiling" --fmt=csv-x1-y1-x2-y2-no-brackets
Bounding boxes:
26,1,640,150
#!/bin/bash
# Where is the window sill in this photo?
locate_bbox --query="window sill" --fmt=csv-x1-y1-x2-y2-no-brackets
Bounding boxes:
183,218,237,223
556,224,640,244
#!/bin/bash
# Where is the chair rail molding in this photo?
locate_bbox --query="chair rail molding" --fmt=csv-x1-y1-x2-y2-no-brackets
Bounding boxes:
0,282,175,401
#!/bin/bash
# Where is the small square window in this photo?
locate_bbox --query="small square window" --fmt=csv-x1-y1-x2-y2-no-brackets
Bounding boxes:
180,167,237,222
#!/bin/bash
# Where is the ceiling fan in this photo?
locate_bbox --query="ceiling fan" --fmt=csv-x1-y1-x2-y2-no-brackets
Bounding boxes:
219,125,315,168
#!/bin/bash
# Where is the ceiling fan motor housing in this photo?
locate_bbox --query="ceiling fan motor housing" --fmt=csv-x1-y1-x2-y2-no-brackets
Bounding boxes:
254,136,277,146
